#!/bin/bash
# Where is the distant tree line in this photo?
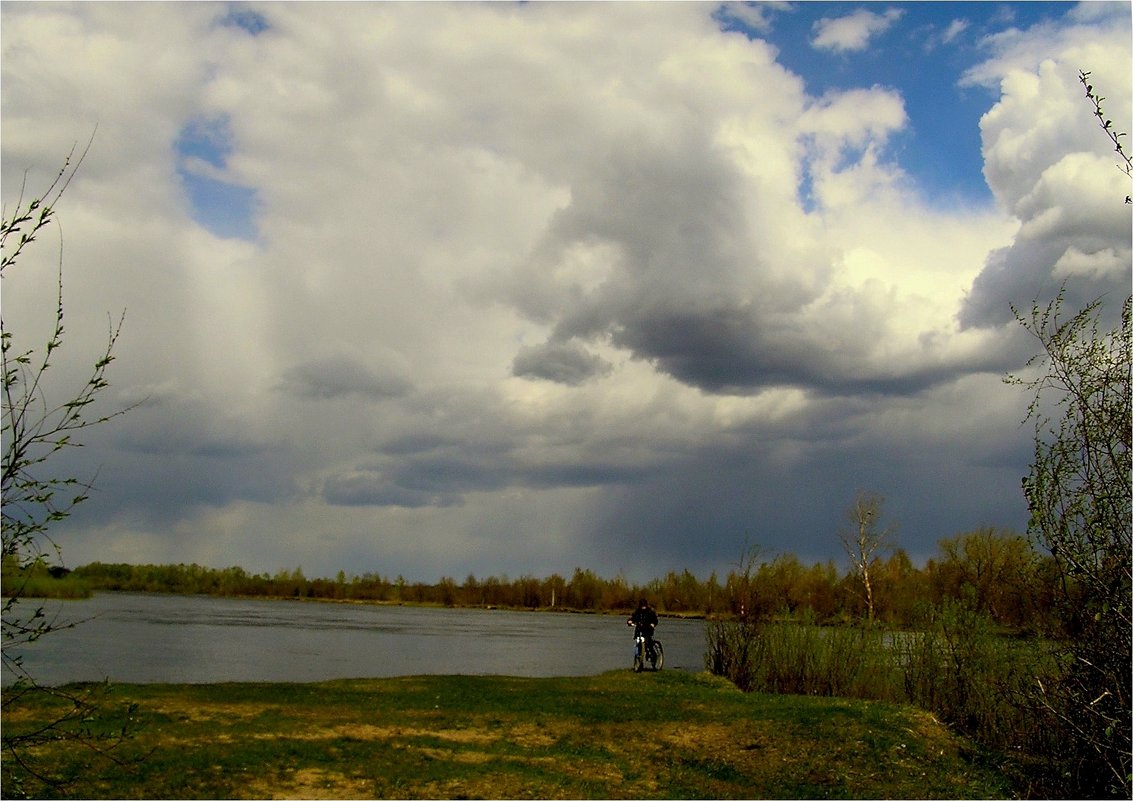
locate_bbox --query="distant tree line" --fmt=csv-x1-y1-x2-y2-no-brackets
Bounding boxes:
29,526,1070,634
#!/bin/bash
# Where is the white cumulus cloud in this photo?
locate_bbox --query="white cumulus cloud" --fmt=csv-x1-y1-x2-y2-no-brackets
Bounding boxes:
811,8,905,53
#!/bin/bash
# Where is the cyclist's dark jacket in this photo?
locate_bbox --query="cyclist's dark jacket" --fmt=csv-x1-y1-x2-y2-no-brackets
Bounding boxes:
630,606,658,638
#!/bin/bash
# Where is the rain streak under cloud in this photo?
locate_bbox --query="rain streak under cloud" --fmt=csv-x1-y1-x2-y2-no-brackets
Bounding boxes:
1,1,1129,583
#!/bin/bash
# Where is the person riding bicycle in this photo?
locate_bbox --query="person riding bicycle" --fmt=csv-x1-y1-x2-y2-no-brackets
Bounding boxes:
627,598,658,655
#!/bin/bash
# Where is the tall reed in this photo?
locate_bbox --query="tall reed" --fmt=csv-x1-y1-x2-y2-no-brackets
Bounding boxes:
747,614,900,699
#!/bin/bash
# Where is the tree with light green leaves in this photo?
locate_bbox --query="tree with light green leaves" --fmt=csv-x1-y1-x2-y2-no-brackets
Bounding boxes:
1000,71,1132,798
1009,289,1131,798
2,147,136,795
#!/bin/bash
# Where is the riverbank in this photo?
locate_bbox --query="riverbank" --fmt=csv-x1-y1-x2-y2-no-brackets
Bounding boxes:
4,579,712,620
3,670,1011,799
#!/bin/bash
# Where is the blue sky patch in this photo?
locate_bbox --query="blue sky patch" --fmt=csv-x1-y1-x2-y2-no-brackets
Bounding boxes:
220,5,269,36
175,115,258,241
716,1,1077,208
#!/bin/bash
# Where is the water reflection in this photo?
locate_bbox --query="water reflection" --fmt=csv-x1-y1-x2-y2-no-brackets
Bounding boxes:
3,593,707,686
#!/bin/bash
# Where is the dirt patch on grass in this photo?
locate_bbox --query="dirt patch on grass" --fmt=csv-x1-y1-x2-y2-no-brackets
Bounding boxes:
498,720,558,748
246,767,372,800
242,721,503,745
415,745,495,764
661,719,769,755
145,698,266,725
414,754,616,801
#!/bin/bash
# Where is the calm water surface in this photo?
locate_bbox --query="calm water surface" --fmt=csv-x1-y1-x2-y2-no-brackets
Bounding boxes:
2,593,707,686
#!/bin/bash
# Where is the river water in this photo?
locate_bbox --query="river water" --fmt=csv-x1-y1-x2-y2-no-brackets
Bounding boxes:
2,592,708,686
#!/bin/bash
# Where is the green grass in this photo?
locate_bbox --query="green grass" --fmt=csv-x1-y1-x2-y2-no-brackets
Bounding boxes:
2,670,1013,799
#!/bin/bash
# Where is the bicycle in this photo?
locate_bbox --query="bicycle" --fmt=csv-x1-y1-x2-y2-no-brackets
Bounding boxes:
632,631,664,672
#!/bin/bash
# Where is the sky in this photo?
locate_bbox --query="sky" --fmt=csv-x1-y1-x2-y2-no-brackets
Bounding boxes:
2,1,1130,585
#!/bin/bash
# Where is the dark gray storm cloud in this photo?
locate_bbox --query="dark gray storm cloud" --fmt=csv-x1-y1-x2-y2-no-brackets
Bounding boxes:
608,303,1019,397
522,293,1020,398
511,340,612,385
324,447,653,509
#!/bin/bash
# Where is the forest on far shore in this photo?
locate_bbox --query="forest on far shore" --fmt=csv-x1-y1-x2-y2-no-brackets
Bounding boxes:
7,525,1065,634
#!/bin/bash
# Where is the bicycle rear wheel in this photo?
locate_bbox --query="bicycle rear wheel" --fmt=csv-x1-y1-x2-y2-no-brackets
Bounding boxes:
648,640,664,671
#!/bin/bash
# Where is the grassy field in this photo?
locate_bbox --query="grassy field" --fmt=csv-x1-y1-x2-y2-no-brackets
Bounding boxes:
2,670,1013,799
